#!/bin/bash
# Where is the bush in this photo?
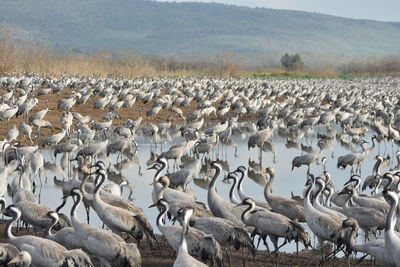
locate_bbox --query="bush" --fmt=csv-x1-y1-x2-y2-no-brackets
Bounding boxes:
280,53,304,71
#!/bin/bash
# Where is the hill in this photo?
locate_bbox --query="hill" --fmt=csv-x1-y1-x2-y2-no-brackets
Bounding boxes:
1,0,400,66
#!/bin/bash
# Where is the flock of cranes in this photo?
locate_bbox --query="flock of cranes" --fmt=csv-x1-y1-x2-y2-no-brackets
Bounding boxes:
0,74,399,266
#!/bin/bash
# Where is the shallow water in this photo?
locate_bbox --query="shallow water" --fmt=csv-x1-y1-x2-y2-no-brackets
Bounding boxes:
13,126,393,254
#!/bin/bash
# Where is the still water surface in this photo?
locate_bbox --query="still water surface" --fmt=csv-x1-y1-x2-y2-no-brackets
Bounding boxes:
13,127,392,253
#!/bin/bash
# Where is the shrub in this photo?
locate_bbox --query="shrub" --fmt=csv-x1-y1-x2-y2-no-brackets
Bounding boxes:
280,53,304,71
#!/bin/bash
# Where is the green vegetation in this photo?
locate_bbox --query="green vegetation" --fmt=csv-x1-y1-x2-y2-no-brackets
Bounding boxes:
280,54,304,71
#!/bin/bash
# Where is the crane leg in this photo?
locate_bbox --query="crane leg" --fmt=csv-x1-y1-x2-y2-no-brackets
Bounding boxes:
223,247,231,267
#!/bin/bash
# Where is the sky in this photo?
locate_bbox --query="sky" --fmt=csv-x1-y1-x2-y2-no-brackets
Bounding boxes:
155,0,400,22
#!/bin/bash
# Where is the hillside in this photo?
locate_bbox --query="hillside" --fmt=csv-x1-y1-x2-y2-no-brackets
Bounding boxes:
1,0,400,66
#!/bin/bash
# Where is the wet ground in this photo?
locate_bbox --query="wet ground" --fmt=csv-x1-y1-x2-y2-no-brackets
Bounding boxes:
0,222,381,267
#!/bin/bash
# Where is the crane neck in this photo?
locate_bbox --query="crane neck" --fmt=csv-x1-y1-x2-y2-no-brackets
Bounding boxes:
264,172,275,199
179,211,191,253
326,187,334,206
79,175,92,200
56,198,67,213
156,204,168,227
157,182,168,201
353,178,361,190
179,224,189,253
386,195,399,231
383,176,393,192
347,224,359,250
209,165,222,188
237,169,246,198
343,192,352,208
373,158,382,175
46,215,58,237
227,177,240,204
154,163,166,183
6,209,20,240
94,172,106,199
241,201,255,223
304,182,314,208
70,192,82,220
18,172,24,190
314,183,324,205
372,178,381,195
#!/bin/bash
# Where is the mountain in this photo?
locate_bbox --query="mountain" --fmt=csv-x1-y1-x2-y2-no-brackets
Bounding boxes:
1,0,400,66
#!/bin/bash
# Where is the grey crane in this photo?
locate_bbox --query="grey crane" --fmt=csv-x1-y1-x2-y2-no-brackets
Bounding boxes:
57,96,76,111
155,175,212,219
337,139,374,174
44,130,67,147
6,125,19,143
207,161,248,228
342,218,394,266
149,199,222,266
1,106,18,123
238,198,310,252
291,153,319,173
235,166,271,210
69,188,141,267
344,175,389,214
339,187,386,239
19,122,33,144
166,159,201,189
29,151,44,186
173,207,208,267
93,94,112,110
264,167,305,222
148,158,196,204
303,175,347,260
383,189,400,266
45,211,84,250
248,128,273,159
189,213,256,258
30,119,52,136
89,166,156,243
1,205,93,267
28,99,49,123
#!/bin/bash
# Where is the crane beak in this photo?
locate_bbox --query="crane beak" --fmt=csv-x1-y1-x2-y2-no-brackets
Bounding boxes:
0,210,5,214
7,256,21,264
343,179,352,186
148,203,157,208
171,214,180,222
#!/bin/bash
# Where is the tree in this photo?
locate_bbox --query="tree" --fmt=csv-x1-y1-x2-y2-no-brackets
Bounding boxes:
280,53,304,71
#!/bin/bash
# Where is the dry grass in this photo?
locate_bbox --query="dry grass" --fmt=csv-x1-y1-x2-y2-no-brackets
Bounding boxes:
0,26,241,78
2,25,400,81
339,56,400,76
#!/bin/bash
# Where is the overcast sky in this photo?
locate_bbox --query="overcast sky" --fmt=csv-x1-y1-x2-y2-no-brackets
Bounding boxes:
155,0,400,22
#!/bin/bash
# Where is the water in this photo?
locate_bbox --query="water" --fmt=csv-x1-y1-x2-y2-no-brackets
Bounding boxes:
13,126,392,254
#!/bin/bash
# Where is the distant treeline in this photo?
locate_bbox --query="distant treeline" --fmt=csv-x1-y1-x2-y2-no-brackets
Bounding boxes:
1,26,400,78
